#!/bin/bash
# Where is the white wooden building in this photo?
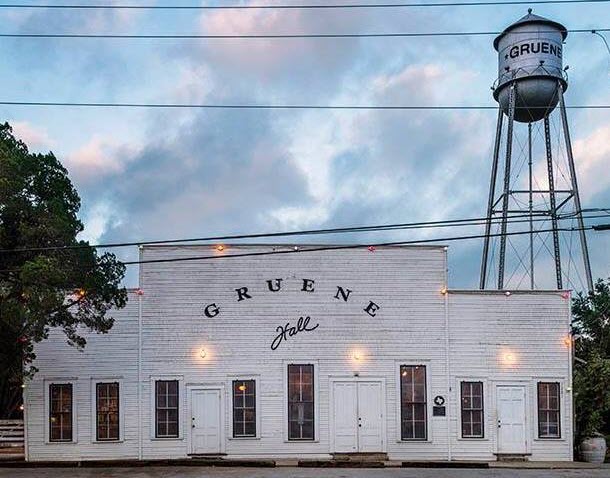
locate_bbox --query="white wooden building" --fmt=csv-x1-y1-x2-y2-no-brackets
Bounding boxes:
24,245,573,462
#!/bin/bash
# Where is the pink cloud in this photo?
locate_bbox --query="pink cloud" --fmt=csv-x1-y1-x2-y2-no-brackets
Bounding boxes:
10,121,54,151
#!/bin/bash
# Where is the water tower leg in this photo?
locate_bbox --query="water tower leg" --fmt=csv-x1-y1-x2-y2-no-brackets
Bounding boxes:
528,122,534,289
558,83,594,291
497,83,516,290
480,107,504,289
543,116,563,290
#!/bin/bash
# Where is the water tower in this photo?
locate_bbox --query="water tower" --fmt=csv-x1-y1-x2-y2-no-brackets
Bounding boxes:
479,10,593,291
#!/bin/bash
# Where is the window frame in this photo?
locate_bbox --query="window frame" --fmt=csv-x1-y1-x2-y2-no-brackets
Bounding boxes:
398,364,429,441
231,379,257,439
93,381,121,442
537,381,561,439
44,379,77,444
460,381,485,439
284,361,319,443
149,375,183,441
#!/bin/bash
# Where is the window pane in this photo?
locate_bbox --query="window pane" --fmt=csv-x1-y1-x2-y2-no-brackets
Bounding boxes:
232,380,256,438
400,366,427,440
49,384,72,442
155,380,179,438
537,382,560,438
461,381,484,438
96,382,119,441
288,365,314,440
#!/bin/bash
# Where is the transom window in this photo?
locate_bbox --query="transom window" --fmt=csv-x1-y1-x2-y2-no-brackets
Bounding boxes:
232,380,256,438
96,382,119,441
49,383,73,442
288,364,314,440
155,380,179,438
400,365,427,440
538,382,561,438
461,381,484,438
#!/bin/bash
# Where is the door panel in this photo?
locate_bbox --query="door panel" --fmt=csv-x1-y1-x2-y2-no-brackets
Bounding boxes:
191,389,222,454
333,382,358,452
497,385,527,454
331,381,383,453
357,382,383,452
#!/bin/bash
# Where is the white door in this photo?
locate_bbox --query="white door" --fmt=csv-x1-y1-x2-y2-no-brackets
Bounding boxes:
332,381,383,452
333,382,359,452
357,382,383,452
496,385,527,454
190,389,222,454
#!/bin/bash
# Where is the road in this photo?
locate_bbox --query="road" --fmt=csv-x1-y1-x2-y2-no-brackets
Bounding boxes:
1,467,610,478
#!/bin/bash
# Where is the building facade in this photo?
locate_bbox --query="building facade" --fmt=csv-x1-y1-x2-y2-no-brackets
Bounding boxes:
24,245,573,462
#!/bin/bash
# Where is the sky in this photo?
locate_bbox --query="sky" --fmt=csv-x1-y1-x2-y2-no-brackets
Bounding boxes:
1,0,609,291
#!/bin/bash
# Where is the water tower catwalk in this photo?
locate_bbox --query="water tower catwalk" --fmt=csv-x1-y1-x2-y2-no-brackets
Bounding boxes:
479,10,593,291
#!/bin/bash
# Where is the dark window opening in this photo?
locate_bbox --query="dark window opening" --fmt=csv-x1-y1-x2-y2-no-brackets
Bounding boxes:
288,364,314,440
538,382,561,438
155,380,179,438
461,381,484,438
49,384,72,442
96,382,120,441
232,380,256,437
400,365,427,440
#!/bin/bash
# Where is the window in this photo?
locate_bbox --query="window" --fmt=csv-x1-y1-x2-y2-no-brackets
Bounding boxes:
400,365,427,440
49,383,73,442
155,380,179,438
232,380,256,438
461,381,484,438
288,364,314,440
538,382,561,438
96,382,119,441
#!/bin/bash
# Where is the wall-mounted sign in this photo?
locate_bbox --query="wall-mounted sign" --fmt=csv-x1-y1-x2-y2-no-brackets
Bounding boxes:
202,278,382,351
434,395,445,406
433,406,446,417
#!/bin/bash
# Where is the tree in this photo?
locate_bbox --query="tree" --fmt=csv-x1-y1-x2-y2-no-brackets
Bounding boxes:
572,278,610,440
0,122,127,418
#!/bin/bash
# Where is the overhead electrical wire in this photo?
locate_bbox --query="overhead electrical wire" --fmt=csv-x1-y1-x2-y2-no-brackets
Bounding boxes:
0,0,609,10
1,209,608,254
120,225,603,266
1,28,608,39
0,101,609,110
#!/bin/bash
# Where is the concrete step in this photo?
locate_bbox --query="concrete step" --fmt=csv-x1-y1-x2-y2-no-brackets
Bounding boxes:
496,453,530,462
333,453,389,462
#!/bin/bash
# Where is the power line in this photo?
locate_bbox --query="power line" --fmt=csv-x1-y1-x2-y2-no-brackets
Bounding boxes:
121,225,601,266
0,0,608,10
1,28,608,39
2,210,607,254
0,101,609,110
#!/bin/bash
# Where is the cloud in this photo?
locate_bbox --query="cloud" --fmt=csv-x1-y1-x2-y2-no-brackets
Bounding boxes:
573,124,610,202
65,136,140,185
10,121,54,151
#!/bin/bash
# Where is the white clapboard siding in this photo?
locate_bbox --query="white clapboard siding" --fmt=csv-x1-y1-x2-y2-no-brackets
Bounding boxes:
24,245,572,462
447,291,571,461
25,291,140,462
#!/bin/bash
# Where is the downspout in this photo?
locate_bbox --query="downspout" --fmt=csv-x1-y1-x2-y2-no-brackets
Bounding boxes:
443,248,452,461
137,246,143,461
566,292,574,459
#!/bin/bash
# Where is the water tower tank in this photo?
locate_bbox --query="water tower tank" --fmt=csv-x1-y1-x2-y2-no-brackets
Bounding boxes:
493,10,567,123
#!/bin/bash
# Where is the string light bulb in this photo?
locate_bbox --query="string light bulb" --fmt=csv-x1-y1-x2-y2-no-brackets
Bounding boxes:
199,348,207,359
368,245,376,252
238,384,246,392
440,287,448,295
216,244,225,252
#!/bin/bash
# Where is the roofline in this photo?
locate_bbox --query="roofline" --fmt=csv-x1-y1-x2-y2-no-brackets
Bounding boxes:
139,243,448,250
447,289,571,295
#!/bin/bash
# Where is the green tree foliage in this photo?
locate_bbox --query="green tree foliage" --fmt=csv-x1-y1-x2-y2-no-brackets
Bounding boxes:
572,278,610,439
0,122,127,417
